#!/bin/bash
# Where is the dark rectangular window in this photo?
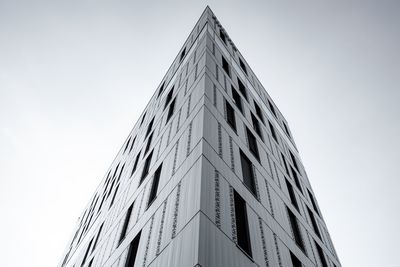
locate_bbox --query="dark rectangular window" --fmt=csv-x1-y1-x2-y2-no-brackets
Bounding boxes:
125,231,141,267
308,189,320,216
140,151,153,184
147,164,162,208
289,150,300,172
91,223,103,253
240,150,257,196
109,184,119,208
220,30,227,44
166,98,176,124
164,87,174,110
268,99,277,117
307,206,321,238
123,137,131,154
231,86,243,113
283,121,291,137
251,113,263,140
246,127,259,161
285,179,299,211
179,47,186,62
222,56,231,77
239,58,248,75
268,121,278,142
287,207,305,252
237,78,248,100
254,101,264,124
144,133,153,154
291,166,303,194
290,251,302,267
145,117,154,138
157,81,165,97
315,241,328,267
140,112,146,126
81,238,93,266
129,137,136,153
281,153,290,176
225,100,236,131
119,203,134,245
131,151,141,177
234,190,252,257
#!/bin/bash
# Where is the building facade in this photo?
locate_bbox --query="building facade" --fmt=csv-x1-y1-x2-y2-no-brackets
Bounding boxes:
59,7,341,267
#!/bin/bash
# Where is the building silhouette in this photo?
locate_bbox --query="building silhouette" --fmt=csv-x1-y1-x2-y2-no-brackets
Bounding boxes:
60,6,341,267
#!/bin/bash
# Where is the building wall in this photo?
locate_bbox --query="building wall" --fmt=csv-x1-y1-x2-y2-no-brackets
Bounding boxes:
59,7,340,267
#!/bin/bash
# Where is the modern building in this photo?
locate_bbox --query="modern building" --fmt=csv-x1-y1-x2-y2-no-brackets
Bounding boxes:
59,6,341,267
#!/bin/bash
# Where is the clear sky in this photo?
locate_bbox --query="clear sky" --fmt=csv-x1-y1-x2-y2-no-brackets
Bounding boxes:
1,1,399,266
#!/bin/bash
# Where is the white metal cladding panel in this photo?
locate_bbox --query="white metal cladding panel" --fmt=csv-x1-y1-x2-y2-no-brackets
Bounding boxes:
269,188,291,234
143,205,163,266
257,175,273,216
198,212,255,267
190,107,204,151
148,213,200,267
245,206,262,266
175,157,202,235
202,107,218,154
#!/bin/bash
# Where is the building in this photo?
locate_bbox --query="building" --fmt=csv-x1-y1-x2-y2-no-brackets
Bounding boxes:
59,6,341,267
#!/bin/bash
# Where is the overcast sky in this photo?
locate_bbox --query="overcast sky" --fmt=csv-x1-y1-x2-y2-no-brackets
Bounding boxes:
1,1,399,266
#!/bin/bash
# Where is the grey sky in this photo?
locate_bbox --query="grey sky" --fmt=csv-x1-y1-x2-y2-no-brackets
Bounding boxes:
0,0,399,266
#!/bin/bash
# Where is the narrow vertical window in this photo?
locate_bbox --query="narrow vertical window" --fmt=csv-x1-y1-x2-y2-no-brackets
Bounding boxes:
268,99,277,117
125,231,141,267
307,206,321,238
291,166,303,194
164,87,174,110
220,29,227,44
131,150,141,177
240,150,257,196
81,238,93,266
287,206,305,252
285,179,299,211
166,98,176,124
123,137,131,153
140,151,153,184
315,241,328,267
222,56,231,77
237,78,248,100
91,223,103,253
144,133,153,154
140,112,146,126
253,101,264,124
119,203,134,245
231,86,243,113
290,251,302,267
289,150,300,172
179,47,186,62
281,153,290,176
268,121,278,142
307,189,320,216
129,136,136,153
225,100,236,131
109,184,119,208
283,121,291,137
234,190,252,257
239,58,248,75
246,127,259,161
147,164,162,208
157,81,165,97
145,117,154,138
251,113,263,140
